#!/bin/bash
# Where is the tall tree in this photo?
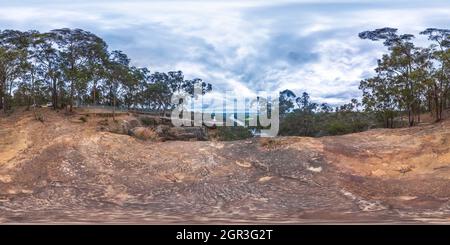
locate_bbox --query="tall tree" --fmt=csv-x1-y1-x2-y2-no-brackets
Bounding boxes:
0,30,28,112
51,28,106,112
360,27,420,126
105,50,131,120
279,89,296,117
31,32,62,109
420,28,450,121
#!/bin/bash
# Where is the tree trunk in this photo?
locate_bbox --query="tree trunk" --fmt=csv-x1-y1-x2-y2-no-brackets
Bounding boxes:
8,80,12,98
385,114,389,128
435,97,440,122
26,94,31,110
409,109,415,127
3,81,8,113
408,108,412,126
69,80,74,112
93,81,97,105
433,83,442,122
0,80,3,110
52,77,58,110
29,70,35,111
428,93,432,113
112,94,116,121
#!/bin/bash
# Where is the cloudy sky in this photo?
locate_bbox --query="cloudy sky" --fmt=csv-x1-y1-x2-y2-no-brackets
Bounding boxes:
1,0,449,105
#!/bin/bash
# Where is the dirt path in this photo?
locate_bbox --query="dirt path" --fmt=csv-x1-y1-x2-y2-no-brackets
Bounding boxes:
0,109,449,223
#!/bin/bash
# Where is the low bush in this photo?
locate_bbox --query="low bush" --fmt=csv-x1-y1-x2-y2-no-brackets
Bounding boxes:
139,117,159,126
131,127,159,141
214,127,253,141
260,138,284,149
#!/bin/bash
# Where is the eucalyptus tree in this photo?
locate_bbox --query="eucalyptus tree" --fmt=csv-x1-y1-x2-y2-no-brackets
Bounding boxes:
360,75,398,128
21,30,41,109
294,92,317,136
122,66,143,109
0,30,29,112
167,70,185,93
148,72,172,112
182,78,212,97
85,37,109,106
360,28,420,126
51,28,107,111
29,32,62,109
134,67,151,109
279,89,296,117
105,50,131,119
420,28,450,121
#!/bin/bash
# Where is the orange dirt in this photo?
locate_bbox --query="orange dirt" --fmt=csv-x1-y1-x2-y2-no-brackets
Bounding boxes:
0,108,449,223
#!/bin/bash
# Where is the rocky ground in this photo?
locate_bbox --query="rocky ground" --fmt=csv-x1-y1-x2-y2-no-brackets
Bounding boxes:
0,108,449,223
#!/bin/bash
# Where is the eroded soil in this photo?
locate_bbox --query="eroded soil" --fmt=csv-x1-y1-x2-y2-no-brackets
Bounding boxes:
0,108,449,223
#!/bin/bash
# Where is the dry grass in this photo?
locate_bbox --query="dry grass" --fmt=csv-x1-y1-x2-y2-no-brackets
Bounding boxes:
259,138,285,149
131,127,159,141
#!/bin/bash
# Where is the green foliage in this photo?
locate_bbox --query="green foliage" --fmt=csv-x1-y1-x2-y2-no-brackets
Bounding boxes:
0,28,212,114
279,109,376,137
278,89,376,137
139,117,158,126
324,121,350,136
1,26,448,137
34,110,45,122
215,127,253,141
359,27,450,125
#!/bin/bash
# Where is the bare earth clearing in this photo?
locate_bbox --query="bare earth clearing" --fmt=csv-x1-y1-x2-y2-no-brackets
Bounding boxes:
0,108,450,223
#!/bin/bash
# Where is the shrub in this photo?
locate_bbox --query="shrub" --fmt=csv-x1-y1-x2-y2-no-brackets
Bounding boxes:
5,109,14,117
139,117,158,126
131,127,159,141
279,110,375,137
215,127,253,141
260,138,284,149
98,119,109,126
34,111,45,122
324,121,350,135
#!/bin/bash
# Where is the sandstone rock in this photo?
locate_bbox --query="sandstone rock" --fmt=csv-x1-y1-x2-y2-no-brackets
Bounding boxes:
155,125,207,141
120,120,132,135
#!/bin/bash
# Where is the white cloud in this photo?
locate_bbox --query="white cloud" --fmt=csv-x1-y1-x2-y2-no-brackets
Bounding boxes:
0,0,449,106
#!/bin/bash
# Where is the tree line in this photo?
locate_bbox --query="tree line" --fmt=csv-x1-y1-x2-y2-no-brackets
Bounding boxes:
278,89,371,136
277,27,449,138
359,27,450,127
0,28,211,114
1,27,448,137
